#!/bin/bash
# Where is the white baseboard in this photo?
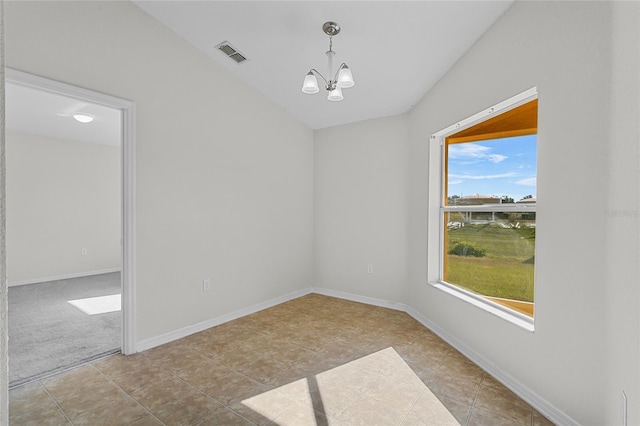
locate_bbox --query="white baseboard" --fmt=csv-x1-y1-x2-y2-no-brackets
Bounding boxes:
305,287,579,425
133,285,578,425
8,268,122,287
136,287,314,352
404,305,580,426
311,286,407,312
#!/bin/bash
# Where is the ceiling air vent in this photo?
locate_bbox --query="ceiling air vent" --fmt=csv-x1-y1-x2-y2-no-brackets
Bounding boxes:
216,41,248,64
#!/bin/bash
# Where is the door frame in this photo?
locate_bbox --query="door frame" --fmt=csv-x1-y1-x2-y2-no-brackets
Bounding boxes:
5,68,137,354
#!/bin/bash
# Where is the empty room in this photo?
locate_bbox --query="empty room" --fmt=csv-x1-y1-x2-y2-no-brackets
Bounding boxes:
5,82,123,387
0,1,639,426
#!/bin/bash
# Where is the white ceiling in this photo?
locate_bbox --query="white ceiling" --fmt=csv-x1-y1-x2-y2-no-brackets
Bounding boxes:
6,83,122,147
133,1,514,130
5,1,513,141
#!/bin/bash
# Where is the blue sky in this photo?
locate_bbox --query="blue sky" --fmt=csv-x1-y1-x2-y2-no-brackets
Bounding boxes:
447,135,537,201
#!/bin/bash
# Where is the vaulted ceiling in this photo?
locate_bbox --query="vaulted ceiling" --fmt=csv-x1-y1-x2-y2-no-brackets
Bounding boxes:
6,1,515,142
133,1,514,130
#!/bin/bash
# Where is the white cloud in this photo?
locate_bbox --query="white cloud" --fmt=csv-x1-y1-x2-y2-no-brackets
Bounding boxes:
448,179,463,185
448,144,508,163
515,177,537,186
448,144,490,158
449,172,517,180
487,154,507,163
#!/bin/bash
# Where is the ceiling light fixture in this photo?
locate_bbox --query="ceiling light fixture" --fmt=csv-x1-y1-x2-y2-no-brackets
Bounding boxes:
301,21,354,102
73,113,94,123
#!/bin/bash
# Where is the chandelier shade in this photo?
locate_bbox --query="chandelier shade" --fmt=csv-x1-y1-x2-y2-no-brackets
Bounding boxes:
327,86,343,102
301,21,355,102
302,72,320,94
336,65,354,88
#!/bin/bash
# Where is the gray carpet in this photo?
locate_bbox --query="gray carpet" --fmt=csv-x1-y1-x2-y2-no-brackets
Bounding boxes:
8,272,121,387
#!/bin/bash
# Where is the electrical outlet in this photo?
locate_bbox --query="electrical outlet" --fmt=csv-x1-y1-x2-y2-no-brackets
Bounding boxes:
367,264,373,274
81,248,87,256
203,278,211,292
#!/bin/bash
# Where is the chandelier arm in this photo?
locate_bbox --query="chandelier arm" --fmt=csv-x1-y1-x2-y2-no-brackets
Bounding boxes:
309,68,329,86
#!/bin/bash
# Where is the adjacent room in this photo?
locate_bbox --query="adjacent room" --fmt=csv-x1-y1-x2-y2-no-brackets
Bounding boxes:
1,1,639,426
5,82,122,386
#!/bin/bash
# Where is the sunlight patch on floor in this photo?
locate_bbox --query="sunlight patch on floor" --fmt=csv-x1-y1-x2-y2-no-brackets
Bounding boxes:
67,294,121,315
242,347,460,425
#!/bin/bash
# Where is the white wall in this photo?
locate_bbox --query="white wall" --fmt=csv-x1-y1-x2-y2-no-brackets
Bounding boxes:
6,131,121,284
4,1,314,341
603,1,640,423
314,115,408,303
407,2,639,425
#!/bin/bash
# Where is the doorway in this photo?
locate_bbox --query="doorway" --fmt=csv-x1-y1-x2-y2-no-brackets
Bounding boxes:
5,69,136,386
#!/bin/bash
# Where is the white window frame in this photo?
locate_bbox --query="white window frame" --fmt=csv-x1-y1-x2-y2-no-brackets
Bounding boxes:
429,87,538,331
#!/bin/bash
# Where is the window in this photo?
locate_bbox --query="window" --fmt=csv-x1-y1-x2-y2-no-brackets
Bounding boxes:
432,89,538,326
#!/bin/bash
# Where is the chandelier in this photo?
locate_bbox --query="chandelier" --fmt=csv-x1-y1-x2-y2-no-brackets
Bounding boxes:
301,21,355,102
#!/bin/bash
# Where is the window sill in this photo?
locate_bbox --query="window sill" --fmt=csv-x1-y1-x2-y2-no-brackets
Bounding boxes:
430,281,535,332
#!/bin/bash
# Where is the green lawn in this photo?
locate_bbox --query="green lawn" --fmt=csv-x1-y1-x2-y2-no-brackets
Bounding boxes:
445,224,535,302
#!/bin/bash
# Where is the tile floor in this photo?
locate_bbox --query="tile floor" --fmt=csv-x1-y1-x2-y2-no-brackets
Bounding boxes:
9,294,555,425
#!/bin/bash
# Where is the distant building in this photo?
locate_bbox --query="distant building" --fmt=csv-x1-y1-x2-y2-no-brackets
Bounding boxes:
517,197,536,204
456,194,502,205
